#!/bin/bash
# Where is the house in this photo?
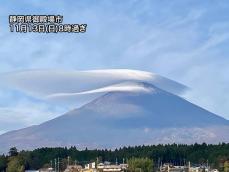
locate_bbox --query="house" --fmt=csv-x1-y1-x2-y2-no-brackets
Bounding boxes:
160,164,186,172
64,165,83,172
38,168,54,172
210,169,219,172
83,162,97,172
97,162,128,172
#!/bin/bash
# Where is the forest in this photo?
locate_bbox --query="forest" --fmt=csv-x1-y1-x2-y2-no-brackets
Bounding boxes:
0,143,228,171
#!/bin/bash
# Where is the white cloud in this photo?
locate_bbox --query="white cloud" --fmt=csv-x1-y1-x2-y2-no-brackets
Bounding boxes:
1,69,187,108
0,97,65,134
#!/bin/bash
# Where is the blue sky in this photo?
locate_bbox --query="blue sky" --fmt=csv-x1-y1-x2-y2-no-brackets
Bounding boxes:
0,0,229,134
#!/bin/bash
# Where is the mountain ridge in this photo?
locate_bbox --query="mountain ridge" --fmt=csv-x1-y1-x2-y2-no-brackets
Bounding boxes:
0,82,228,153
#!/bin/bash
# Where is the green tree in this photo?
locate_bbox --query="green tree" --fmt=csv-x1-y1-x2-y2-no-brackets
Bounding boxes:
0,143,228,170
0,155,7,171
9,147,18,157
224,160,229,172
128,157,153,172
7,156,25,172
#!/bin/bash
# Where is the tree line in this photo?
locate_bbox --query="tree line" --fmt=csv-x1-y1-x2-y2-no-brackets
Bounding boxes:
0,143,228,171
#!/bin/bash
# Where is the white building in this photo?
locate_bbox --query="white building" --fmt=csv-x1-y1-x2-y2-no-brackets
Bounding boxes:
97,162,128,172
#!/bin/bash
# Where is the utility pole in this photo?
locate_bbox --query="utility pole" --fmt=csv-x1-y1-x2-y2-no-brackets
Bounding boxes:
158,158,160,169
58,157,60,172
188,161,191,172
55,158,57,172
68,156,70,166
160,161,163,171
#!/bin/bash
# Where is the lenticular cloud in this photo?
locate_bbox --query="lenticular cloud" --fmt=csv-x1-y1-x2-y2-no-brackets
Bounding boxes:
1,69,187,107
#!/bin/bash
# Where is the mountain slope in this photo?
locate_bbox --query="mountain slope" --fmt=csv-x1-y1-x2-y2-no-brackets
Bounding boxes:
0,82,228,153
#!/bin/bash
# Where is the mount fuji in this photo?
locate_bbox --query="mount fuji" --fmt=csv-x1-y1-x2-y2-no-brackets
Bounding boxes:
0,81,228,153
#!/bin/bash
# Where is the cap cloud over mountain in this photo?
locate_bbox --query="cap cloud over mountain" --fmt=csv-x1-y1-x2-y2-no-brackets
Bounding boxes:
0,70,228,153
1,69,187,107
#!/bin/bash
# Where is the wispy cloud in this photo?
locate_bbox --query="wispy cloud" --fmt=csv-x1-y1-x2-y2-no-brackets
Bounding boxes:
0,96,65,133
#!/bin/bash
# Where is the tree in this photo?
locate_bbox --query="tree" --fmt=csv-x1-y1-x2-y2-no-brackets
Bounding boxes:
224,160,229,172
7,156,25,172
9,147,18,157
0,155,7,171
128,158,153,172
0,143,228,170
